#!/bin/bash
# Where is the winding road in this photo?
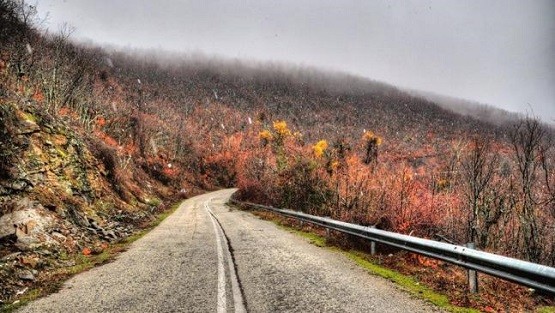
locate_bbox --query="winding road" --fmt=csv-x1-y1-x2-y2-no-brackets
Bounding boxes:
18,189,440,312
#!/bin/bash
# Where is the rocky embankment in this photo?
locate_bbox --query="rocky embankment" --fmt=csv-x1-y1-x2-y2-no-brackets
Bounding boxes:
0,99,164,304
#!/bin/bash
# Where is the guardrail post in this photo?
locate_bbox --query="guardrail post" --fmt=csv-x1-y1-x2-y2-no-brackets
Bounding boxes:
466,242,478,293
370,226,376,256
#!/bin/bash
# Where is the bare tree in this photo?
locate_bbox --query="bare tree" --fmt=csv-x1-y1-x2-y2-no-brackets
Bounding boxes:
461,138,502,248
539,133,555,216
1,0,37,78
132,78,147,158
510,117,547,262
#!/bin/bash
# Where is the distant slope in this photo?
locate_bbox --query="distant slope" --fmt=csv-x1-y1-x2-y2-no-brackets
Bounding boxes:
406,89,523,126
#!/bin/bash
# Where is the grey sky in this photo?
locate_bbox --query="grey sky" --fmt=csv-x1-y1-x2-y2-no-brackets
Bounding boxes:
36,0,555,122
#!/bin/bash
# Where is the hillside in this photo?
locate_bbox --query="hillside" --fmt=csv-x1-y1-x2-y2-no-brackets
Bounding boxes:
107,50,504,170
1,1,554,309
406,89,525,126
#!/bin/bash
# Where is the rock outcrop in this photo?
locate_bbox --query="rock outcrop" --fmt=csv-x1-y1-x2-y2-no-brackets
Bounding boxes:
0,100,167,304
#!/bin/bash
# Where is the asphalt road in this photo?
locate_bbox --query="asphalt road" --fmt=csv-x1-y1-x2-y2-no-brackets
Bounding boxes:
18,189,441,313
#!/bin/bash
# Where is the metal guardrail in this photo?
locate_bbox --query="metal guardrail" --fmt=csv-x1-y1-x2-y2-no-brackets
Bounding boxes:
230,198,555,295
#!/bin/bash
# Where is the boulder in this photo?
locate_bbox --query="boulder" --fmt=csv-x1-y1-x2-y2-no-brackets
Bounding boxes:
18,270,35,281
0,198,57,250
10,180,28,191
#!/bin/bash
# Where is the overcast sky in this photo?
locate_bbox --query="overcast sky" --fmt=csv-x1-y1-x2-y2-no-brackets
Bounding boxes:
36,0,555,122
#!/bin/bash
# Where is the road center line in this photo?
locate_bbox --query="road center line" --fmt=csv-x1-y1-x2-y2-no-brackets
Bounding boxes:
205,202,227,313
205,199,247,313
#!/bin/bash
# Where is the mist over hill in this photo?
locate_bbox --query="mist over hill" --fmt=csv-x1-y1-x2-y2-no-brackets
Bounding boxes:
106,47,503,142
407,89,521,125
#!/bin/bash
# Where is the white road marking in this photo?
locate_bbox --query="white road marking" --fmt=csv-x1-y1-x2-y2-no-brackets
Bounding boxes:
205,199,247,313
206,202,227,313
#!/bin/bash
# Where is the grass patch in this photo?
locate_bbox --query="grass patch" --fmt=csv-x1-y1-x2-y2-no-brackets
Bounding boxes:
538,307,555,313
21,112,37,123
119,201,182,245
145,197,162,207
1,289,42,313
277,225,327,247
345,251,478,313
1,200,183,313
